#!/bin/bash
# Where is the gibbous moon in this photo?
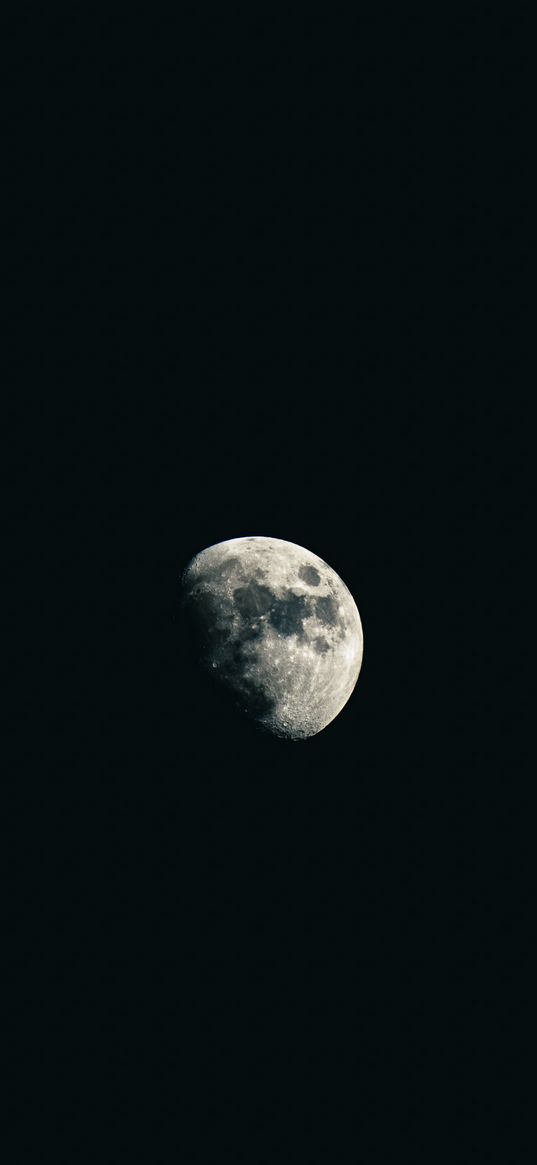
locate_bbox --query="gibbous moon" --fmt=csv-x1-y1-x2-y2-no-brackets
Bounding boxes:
181,536,364,740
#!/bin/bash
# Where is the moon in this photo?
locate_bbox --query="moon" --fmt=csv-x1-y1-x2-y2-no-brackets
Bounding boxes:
181,536,364,740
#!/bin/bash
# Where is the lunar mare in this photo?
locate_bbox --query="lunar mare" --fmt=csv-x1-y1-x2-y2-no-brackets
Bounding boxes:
181,536,364,740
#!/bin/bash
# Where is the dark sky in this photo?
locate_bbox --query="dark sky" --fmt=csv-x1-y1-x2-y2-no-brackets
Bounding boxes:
7,8,529,1159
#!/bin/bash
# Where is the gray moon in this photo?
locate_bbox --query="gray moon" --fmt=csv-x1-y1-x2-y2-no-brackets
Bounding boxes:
181,536,364,740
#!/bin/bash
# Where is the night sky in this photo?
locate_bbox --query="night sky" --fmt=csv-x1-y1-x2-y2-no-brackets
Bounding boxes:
6,8,529,1159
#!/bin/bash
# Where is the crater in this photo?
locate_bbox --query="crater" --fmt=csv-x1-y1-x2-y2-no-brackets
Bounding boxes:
298,564,321,586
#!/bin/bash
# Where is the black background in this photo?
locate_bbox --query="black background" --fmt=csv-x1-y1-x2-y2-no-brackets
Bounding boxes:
6,8,530,1160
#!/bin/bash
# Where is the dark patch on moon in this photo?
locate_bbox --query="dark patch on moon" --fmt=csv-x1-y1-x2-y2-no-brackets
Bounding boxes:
269,592,311,637
315,594,339,626
298,564,321,586
233,580,273,619
216,556,242,580
239,622,263,644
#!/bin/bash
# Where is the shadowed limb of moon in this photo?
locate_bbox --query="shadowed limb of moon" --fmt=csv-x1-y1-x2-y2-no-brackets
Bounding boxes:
181,536,364,740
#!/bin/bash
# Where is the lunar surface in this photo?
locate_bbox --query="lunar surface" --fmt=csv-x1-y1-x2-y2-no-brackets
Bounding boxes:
181,536,364,740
